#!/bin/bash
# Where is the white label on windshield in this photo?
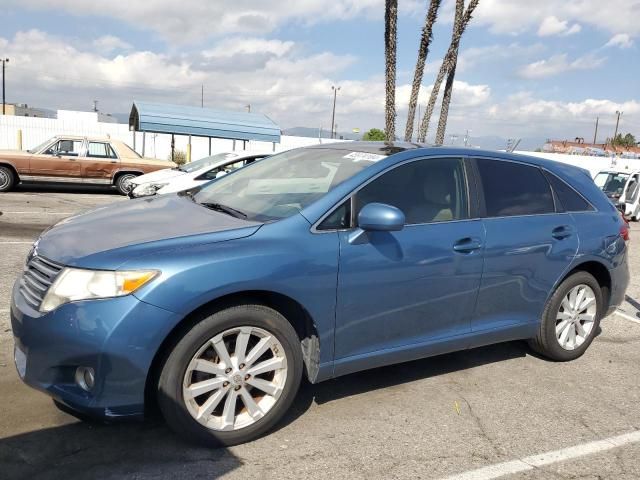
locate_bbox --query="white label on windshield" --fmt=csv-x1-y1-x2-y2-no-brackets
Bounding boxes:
343,152,387,162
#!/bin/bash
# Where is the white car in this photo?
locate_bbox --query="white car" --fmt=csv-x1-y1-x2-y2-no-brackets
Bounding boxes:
129,152,268,198
594,169,640,221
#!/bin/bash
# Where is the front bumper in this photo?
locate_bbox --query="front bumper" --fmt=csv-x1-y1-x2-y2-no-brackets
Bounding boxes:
10,279,182,420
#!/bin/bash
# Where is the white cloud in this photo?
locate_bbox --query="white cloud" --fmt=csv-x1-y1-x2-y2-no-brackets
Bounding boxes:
92,35,131,53
518,53,606,79
203,38,295,58
470,0,640,36
605,33,634,49
537,16,581,37
7,0,421,43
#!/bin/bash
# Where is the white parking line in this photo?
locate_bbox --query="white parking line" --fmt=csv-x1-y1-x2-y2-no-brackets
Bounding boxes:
1,211,74,215
440,430,640,480
0,241,33,245
615,309,640,325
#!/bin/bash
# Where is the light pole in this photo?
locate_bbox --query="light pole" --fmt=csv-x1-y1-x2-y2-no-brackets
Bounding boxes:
614,110,623,141
330,86,340,139
1,58,9,116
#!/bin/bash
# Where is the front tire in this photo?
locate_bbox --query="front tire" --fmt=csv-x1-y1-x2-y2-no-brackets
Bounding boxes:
158,305,303,446
115,173,138,195
528,271,603,361
0,166,16,192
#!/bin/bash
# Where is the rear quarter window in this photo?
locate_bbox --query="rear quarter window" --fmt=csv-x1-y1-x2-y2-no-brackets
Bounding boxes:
544,172,594,212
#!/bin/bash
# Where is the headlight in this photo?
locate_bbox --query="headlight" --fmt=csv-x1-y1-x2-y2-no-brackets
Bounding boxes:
40,268,159,313
132,183,168,197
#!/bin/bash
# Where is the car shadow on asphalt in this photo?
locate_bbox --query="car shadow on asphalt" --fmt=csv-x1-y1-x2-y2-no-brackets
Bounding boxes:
0,341,528,480
14,184,120,195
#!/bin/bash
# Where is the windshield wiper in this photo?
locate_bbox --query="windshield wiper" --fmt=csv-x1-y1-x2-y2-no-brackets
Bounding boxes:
200,202,248,219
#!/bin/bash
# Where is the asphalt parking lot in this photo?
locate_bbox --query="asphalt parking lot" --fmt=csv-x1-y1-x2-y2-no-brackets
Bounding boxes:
1,188,639,480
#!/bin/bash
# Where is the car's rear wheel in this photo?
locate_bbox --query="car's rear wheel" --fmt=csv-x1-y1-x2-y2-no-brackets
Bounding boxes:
528,271,603,361
158,305,303,446
0,166,16,192
115,173,138,195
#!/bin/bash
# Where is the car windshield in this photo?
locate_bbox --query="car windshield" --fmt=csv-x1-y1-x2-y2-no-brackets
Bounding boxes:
28,138,56,154
594,172,630,195
191,148,386,222
180,153,239,173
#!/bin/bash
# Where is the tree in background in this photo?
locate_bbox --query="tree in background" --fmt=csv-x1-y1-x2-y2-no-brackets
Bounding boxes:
384,0,398,141
363,128,387,141
417,0,479,144
611,133,638,148
404,0,442,142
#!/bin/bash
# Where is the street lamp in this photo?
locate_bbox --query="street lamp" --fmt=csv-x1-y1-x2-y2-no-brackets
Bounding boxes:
330,85,341,139
614,110,623,140
1,58,9,116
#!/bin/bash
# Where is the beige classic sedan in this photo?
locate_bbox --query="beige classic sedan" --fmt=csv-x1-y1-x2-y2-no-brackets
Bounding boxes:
0,136,173,194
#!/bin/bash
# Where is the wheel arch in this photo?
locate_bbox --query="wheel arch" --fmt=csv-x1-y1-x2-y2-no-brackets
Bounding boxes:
144,289,321,413
0,162,20,180
559,260,611,309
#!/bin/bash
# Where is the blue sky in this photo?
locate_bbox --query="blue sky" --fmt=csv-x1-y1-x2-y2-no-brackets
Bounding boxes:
1,0,638,142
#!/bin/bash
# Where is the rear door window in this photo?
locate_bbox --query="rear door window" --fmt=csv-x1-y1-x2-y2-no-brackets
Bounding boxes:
476,158,554,217
87,142,118,159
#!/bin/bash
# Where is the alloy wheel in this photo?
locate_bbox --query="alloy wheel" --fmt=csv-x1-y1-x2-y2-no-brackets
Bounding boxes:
555,284,597,350
182,326,288,431
0,169,10,190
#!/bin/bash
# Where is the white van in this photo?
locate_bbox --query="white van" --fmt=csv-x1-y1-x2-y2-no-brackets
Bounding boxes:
594,169,640,220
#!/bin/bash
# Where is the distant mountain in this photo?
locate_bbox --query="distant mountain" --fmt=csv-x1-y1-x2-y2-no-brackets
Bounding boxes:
282,127,361,141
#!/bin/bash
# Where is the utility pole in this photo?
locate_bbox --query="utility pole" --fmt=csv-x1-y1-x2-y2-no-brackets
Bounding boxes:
330,85,340,139
201,85,204,108
1,58,9,115
246,104,251,113
593,116,599,144
614,110,623,141
92,100,98,112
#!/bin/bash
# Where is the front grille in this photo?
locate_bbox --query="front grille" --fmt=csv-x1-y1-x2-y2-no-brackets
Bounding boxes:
19,256,64,310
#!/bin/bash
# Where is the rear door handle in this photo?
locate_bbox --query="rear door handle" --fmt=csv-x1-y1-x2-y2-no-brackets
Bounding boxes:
552,225,575,240
453,237,483,253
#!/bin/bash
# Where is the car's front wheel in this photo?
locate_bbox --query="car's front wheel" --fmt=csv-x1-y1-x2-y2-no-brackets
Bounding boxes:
528,271,603,361
158,305,303,446
115,173,138,195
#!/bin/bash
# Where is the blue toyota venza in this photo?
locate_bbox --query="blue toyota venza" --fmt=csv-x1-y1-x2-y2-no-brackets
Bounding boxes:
11,142,630,445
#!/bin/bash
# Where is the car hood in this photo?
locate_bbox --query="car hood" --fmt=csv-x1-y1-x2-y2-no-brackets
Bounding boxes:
35,194,261,268
131,168,186,185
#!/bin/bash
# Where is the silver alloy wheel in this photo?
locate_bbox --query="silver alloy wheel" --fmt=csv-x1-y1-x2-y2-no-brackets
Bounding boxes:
556,284,597,350
182,326,288,431
0,169,10,190
119,175,136,193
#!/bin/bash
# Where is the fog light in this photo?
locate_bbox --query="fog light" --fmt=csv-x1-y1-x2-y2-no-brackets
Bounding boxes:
75,367,95,391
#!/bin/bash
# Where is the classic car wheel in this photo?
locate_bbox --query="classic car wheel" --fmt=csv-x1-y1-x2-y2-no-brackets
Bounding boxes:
0,166,16,192
528,271,602,361
115,174,138,195
158,305,303,446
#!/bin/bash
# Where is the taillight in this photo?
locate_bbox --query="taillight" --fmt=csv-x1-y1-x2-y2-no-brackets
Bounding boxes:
620,212,630,241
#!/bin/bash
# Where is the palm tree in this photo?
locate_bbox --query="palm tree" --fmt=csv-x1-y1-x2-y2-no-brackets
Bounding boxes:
384,0,398,142
404,0,442,142
417,0,479,143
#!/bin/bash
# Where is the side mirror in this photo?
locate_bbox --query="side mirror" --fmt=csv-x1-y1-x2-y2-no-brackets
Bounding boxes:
358,203,405,232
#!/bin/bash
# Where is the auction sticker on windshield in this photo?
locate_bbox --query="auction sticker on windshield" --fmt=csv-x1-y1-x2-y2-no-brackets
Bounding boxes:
343,152,387,162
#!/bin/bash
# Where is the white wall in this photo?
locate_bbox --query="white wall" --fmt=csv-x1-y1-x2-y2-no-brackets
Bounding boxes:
0,114,349,160
516,151,640,177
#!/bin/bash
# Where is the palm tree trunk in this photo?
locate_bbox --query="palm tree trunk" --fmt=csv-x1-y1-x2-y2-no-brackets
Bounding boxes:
404,0,442,142
384,0,398,142
435,59,457,144
417,0,479,143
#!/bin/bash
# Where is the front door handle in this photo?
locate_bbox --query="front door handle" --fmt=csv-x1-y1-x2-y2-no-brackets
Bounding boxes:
552,225,574,240
453,237,483,253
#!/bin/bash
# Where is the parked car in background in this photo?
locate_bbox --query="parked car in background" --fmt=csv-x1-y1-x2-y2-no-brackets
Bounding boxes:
129,152,268,198
594,169,640,220
0,136,173,194
11,143,629,446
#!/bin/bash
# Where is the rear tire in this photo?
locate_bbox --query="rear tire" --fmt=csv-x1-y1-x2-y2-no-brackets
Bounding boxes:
528,271,603,361
0,166,16,192
115,173,138,195
158,305,303,446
